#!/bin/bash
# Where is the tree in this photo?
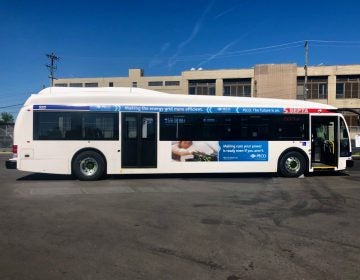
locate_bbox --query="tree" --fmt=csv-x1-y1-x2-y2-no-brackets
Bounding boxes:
0,112,14,123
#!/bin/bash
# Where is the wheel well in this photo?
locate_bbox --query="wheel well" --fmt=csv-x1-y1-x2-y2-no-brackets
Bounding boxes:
71,148,107,174
277,148,309,172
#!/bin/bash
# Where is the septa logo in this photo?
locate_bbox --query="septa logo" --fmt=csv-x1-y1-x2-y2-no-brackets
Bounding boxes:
284,108,309,114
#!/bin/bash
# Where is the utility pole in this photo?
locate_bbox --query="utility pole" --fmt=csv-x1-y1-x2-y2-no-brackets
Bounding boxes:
303,41,308,100
46,52,60,86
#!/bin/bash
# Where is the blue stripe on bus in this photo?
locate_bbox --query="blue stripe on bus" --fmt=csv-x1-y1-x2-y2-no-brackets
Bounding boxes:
33,105,284,114
33,105,90,111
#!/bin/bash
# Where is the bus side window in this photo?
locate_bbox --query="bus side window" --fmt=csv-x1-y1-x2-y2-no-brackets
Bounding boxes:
273,115,308,140
47,126,62,139
142,117,155,139
125,117,137,139
84,127,103,139
65,125,82,139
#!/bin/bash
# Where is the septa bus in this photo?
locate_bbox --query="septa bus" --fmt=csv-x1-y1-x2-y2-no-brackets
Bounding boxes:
6,87,354,180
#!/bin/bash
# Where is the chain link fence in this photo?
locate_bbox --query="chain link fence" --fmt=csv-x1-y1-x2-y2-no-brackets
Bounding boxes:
0,123,14,150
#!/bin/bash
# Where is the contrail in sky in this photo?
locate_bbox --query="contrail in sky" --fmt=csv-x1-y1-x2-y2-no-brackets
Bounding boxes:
214,3,245,19
196,39,239,68
149,42,171,68
168,0,215,68
196,31,251,67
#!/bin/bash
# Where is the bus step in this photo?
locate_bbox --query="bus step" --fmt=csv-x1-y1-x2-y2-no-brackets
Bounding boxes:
312,163,336,171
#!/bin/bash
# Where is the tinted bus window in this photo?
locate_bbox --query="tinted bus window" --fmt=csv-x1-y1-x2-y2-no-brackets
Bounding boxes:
34,112,119,140
272,115,309,140
160,113,309,141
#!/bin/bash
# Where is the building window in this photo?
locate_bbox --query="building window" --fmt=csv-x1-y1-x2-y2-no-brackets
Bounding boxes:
297,76,328,99
148,81,163,87
336,75,360,99
336,83,344,99
223,79,251,97
165,81,180,86
132,82,137,88
318,83,327,99
69,83,82,87
109,82,114,87
188,80,216,95
54,83,67,87
84,82,98,87
296,84,304,100
344,112,359,127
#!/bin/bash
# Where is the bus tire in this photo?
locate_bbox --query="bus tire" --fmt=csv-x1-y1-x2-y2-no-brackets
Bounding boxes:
72,151,105,181
278,151,306,178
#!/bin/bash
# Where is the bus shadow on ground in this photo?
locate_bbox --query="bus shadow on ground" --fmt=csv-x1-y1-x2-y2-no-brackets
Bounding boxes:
109,172,277,180
17,173,74,181
16,171,349,181
308,171,349,177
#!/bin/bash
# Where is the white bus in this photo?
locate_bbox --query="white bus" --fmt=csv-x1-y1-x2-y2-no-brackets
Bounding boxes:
6,87,354,180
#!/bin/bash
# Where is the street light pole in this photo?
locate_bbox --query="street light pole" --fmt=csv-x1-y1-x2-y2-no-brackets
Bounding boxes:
46,52,60,87
303,41,308,100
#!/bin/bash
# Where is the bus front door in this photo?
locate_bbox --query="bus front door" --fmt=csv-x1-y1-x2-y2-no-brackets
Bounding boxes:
121,113,157,168
311,116,338,169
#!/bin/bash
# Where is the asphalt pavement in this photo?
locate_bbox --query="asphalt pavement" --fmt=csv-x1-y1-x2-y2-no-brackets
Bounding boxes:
0,154,359,280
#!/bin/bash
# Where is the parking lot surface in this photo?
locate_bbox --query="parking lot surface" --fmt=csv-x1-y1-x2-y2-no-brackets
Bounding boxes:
0,154,359,280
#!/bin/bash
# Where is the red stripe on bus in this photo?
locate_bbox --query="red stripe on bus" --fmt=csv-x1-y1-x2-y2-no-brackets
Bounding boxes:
284,108,331,114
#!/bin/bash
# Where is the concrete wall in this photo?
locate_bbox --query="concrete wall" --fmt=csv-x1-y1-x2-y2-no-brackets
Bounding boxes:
254,64,297,99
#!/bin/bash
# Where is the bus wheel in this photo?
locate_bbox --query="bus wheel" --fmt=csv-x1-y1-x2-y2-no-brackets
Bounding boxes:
278,151,306,178
73,151,105,181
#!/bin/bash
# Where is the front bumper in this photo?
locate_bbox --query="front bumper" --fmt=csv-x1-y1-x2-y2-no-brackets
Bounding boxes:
5,159,17,169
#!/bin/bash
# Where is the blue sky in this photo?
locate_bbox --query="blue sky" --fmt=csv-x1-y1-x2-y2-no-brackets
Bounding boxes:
1,0,360,116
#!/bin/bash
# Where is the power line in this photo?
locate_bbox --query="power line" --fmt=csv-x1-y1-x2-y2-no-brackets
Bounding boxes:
164,41,306,62
173,44,304,63
0,104,23,109
0,110,19,113
190,44,304,61
307,39,360,44
46,52,60,86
